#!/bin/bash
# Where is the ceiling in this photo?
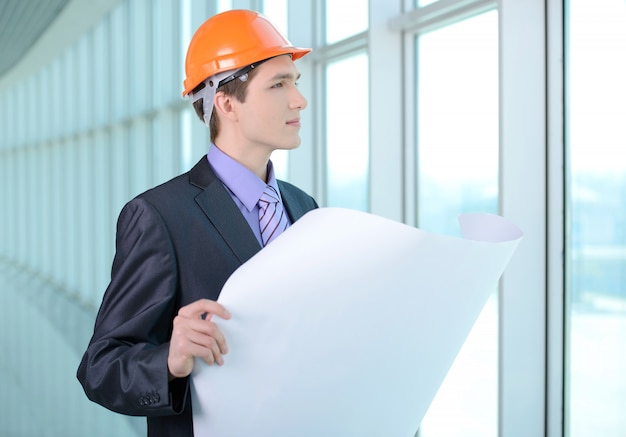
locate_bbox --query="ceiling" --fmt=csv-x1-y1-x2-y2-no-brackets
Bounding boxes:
0,0,69,78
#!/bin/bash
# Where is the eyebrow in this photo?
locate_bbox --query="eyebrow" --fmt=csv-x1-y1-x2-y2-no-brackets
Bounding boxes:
269,72,302,82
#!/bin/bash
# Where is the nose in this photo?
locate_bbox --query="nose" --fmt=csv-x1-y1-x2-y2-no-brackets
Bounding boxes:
290,86,307,110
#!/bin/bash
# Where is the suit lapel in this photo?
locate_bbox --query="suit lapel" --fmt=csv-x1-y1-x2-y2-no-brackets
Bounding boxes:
189,158,261,264
279,181,312,223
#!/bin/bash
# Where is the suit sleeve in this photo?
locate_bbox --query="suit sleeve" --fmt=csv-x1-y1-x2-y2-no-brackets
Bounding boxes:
77,197,188,417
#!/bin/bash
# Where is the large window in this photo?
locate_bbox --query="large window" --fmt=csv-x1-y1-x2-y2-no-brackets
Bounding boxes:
325,0,368,44
325,53,370,211
322,0,370,210
10,0,626,435
415,10,499,437
565,0,626,435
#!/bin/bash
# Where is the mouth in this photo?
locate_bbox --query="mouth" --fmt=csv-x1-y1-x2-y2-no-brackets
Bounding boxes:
286,118,301,127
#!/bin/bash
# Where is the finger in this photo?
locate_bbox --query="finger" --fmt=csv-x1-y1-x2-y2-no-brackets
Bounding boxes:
172,314,229,355
177,338,218,366
188,318,229,355
175,316,229,353
207,341,224,366
178,298,229,318
171,329,221,364
178,299,231,320
184,330,225,366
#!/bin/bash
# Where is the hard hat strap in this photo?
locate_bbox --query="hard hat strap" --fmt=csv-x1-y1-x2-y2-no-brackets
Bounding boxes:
188,70,235,128
217,58,272,88
187,57,275,128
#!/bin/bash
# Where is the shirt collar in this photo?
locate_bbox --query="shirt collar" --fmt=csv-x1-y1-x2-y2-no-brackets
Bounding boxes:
207,144,281,212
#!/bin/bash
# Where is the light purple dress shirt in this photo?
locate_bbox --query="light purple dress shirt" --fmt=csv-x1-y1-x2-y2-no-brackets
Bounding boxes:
207,144,290,246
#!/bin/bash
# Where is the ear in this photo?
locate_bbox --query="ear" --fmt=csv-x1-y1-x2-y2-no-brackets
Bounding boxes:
214,92,238,122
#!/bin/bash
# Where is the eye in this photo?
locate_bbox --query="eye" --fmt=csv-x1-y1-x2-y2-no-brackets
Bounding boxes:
271,82,284,89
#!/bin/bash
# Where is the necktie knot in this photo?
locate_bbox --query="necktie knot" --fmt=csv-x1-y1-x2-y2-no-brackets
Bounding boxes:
258,185,289,246
259,186,280,208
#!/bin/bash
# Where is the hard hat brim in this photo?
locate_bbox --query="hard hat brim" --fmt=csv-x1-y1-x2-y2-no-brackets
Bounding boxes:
183,46,311,97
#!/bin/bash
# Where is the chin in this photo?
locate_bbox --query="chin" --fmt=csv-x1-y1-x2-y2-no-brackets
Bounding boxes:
281,139,301,150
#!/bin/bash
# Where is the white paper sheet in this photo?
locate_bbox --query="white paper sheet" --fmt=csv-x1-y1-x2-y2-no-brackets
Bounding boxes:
191,207,522,437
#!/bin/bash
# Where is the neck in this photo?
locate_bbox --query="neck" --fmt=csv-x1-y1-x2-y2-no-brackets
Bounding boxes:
213,139,270,181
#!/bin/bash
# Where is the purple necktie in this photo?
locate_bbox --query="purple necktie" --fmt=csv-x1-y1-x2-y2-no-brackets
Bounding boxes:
258,185,289,246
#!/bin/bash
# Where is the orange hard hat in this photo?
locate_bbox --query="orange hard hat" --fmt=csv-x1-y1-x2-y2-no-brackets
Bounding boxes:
182,9,311,96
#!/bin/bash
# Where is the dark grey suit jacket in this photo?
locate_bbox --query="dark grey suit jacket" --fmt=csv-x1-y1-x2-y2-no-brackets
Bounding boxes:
77,156,318,436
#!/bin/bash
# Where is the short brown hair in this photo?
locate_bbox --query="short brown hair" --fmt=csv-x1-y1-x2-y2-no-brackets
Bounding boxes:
192,67,260,141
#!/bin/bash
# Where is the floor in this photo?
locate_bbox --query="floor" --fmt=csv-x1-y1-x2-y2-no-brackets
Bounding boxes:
0,262,141,437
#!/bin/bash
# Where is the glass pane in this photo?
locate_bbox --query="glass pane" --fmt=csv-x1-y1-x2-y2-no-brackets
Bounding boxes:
217,0,231,13
566,1,626,436
325,0,368,44
325,53,369,210
416,11,499,437
262,0,288,35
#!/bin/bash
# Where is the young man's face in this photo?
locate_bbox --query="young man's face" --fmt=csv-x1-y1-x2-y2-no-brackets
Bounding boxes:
234,55,307,153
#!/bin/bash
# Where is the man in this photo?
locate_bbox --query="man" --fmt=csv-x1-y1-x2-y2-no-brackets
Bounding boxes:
77,9,318,436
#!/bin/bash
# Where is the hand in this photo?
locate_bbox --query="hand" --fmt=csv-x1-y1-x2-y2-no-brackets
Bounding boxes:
168,299,231,379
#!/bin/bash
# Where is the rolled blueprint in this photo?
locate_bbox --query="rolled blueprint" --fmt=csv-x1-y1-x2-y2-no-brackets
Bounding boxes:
191,207,523,437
